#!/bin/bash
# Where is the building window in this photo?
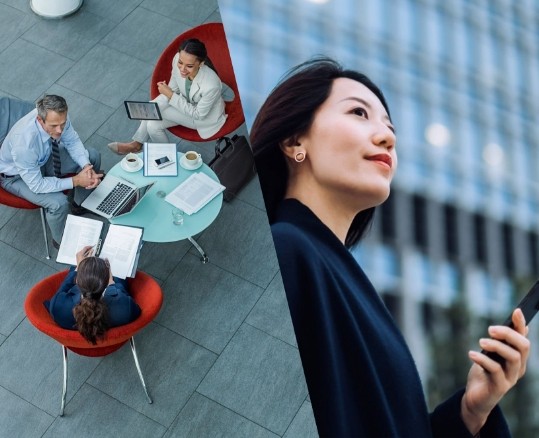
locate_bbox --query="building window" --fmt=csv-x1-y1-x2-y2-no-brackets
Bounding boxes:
529,231,539,273
413,194,428,250
473,213,488,266
502,223,515,274
379,192,396,242
444,205,459,259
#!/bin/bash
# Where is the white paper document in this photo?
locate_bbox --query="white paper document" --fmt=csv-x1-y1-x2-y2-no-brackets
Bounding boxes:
99,224,143,279
165,172,225,215
56,215,143,279
143,142,178,176
56,215,103,265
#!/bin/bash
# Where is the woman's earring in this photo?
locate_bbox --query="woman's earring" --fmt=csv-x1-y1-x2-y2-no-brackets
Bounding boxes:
294,151,306,163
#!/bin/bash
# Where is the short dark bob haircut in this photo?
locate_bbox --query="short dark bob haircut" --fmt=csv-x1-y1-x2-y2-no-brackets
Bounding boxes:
250,57,392,248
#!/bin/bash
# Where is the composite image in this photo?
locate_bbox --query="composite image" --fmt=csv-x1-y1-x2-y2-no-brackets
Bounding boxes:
1,0,539,437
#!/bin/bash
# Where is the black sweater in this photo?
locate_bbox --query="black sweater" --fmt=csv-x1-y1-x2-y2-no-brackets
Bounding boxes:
272,199,509,437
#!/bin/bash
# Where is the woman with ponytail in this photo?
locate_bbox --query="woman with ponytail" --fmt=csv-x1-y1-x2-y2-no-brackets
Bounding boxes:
45,246,141,344
108,37,228,154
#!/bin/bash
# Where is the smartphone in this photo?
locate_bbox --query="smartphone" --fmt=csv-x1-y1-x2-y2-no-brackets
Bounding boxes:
155,156,174,169
482,280,539,364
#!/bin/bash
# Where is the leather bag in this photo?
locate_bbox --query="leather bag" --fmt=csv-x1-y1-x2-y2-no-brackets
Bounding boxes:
209,135,257,202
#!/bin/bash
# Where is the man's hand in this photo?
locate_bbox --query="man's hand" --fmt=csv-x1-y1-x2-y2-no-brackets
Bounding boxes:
72,165,103,189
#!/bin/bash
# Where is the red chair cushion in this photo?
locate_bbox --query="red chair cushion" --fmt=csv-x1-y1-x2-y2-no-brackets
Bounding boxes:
150,22,245,142
0,186,40,210
24,270,163,357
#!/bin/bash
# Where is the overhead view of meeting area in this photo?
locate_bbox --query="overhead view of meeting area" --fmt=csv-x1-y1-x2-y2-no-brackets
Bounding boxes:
220,0,539,436
0,1,310,437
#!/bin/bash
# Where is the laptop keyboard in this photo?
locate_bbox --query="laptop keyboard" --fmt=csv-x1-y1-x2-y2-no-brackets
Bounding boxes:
96,182,133,215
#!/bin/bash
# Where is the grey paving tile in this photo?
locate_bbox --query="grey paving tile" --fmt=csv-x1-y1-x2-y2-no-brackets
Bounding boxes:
0,204,17,229
88,322,217,427
0,333,5,346
235,174,266,211
0,3,36,52
83,133,123,173
246,271,297,347
198,324,308,435
283,400,318,438
22,9,116,61
101,7,190,64
96,88,151,143
156,254,263,353
82,0,143,24
45,84,115,143
0,386,54,438
0,242,56,335
141,0,218,26
44,384,166,437
0,208,63,269
137,240,191,282
205,8,222,23
0,39,73,102
194,200,279,288
0,319,101,415
165,392,278,438
57,44,152,108
0,0,30,13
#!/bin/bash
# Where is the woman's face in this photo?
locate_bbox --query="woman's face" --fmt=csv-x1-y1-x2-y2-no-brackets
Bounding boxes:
296,77,397,210
177,50,202,80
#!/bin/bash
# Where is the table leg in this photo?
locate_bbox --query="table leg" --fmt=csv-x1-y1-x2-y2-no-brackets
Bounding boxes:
188,237,209,263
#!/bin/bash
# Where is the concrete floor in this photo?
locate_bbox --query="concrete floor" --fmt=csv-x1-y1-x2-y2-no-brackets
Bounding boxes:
0,0,317,436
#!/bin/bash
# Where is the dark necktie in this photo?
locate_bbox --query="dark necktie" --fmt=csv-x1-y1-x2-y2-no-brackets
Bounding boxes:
50,137,62,177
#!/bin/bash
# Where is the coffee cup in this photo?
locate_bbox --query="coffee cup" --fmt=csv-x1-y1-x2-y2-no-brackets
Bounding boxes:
124,153,139,168
184,151,201,167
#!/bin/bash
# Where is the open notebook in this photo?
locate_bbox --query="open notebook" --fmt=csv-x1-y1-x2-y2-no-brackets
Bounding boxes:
56,215,143,279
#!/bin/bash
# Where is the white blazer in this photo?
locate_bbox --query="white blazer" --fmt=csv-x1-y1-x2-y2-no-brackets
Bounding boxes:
167,52,227,139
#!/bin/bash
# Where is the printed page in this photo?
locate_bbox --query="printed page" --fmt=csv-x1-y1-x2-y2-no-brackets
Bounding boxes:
99,225,143,279
165,172,225,215
143,142,178,176
56,215,103,265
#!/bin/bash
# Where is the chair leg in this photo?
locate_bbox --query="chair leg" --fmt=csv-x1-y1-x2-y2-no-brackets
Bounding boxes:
39,208,51,260
60,345,68,416
129,337,152,404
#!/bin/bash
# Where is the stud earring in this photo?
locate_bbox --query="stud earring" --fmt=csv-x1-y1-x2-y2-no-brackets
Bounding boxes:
294,151,306,163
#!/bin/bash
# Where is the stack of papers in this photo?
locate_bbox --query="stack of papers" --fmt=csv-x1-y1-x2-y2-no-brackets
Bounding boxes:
165,172,225,215
143,142,178,176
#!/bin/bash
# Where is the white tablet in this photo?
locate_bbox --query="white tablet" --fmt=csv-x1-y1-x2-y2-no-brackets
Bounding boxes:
124,101,162,120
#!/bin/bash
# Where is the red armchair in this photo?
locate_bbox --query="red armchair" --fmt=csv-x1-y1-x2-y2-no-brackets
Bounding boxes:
24,270,163,416
150,22,245,142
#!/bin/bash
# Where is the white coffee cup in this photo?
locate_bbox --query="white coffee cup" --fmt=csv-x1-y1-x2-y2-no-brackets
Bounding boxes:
184,151,201,167
124,153,139,168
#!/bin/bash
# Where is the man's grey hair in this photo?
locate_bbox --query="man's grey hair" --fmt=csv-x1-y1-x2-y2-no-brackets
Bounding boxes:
36,95,68,121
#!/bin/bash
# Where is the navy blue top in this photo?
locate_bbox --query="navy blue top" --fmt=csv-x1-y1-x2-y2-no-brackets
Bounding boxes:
44,266,141,330
272,199,509,437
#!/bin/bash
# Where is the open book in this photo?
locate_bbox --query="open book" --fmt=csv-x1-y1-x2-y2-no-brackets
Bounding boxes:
164,172,225,215
56,215,143,279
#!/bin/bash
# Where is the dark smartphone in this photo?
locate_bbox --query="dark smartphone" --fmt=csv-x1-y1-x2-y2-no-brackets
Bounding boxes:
482,280,539,364
155,156,173,169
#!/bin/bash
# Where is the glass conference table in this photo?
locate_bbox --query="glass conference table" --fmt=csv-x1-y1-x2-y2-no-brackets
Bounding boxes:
109,152,223,263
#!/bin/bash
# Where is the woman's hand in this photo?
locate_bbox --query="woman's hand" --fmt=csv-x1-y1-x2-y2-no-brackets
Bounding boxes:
461,308,530,434
75,245,94,266
157,81,173,99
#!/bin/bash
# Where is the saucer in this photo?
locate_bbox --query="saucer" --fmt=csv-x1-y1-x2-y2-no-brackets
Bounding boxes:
180,155,203,170
121,156,143,172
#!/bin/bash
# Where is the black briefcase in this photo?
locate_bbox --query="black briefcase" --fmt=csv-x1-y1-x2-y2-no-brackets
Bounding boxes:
208,135,257,202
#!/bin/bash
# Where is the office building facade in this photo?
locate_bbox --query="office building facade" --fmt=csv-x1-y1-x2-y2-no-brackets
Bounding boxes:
220,0,539,433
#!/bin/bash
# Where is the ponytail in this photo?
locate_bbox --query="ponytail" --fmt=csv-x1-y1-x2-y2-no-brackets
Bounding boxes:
72,257,110,344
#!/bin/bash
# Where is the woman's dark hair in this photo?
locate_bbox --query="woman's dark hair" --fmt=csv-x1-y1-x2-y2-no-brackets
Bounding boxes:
72,257,110,345
250,57,392,248
179,38,217,75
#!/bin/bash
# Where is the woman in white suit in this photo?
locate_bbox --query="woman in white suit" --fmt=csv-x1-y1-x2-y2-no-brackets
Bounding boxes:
109,38,227,154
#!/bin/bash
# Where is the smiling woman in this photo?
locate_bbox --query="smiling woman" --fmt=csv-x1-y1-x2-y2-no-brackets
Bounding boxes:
251,57,529,437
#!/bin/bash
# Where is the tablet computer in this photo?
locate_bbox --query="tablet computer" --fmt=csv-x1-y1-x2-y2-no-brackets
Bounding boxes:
124,101,162,120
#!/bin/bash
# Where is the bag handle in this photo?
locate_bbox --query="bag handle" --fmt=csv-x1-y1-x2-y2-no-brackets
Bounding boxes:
214,136,233,157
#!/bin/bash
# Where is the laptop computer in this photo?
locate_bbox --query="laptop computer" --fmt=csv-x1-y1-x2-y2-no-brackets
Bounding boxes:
82,175,155,219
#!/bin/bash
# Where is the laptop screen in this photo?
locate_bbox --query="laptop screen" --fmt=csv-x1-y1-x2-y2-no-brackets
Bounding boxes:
114,182,155,217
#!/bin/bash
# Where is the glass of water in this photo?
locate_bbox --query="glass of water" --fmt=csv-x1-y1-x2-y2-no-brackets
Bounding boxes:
171,208,184,225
